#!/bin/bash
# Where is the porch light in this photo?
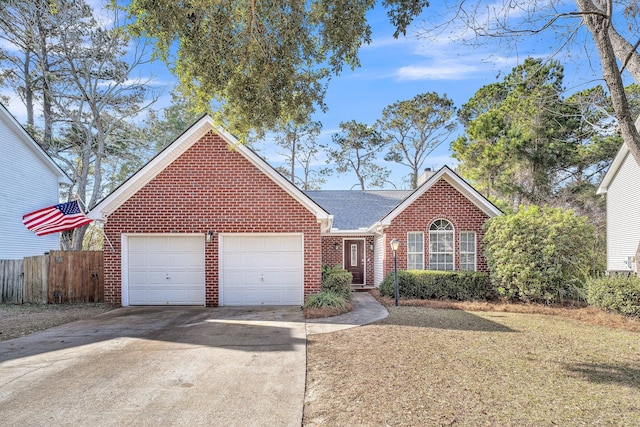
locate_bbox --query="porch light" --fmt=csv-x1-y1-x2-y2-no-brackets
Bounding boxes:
206,231,214,243
390,238,400,306
333,242,340,250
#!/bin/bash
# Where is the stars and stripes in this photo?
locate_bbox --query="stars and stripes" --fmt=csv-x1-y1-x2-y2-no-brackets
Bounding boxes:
23,201,93,236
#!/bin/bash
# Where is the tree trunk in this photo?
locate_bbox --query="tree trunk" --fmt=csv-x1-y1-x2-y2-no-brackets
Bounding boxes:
578,0,640,166
608,25,640,83
35,11,53,148
23,51,34,128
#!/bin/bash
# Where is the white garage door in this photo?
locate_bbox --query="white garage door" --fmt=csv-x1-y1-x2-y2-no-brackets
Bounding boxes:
127,235,205,305
221,234,303,306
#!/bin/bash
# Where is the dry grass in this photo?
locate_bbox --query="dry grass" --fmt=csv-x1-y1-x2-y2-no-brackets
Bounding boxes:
372,289,640,333
0,303,117,342
304,296,640,426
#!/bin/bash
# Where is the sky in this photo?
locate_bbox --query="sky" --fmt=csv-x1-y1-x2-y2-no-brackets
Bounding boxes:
1,0,621,191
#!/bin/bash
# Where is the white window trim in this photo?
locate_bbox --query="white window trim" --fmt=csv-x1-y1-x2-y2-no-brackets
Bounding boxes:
460,231,477,272
407,231,424,270
429,219,455,271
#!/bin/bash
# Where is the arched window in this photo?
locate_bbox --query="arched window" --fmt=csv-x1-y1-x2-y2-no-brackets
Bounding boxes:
429,219,454,270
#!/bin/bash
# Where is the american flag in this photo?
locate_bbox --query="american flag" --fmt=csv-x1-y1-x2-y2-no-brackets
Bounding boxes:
23,201,93,236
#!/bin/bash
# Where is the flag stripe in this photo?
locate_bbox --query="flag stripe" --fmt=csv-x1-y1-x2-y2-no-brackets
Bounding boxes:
23,201,93,236
23,208,60,228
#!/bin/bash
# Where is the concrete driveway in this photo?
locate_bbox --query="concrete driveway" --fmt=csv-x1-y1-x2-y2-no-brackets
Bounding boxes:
0,306,306,427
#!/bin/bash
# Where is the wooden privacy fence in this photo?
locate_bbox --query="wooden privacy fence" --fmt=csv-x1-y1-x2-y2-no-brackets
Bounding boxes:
0,259,23,304
0,251,103,304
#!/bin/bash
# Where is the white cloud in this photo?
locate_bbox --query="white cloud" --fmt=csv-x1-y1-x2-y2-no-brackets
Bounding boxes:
395,63,481,81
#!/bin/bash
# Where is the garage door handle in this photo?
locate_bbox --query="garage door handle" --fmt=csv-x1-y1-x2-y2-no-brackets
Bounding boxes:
166,275,170,280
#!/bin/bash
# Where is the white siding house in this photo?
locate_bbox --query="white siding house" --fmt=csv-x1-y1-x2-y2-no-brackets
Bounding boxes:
597,119,640,272
0,103,71,259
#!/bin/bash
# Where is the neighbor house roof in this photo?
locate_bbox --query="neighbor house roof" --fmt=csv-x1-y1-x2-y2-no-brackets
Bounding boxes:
305,190,410,231
597,115,640,195
0,102,71,185
88,115,333,231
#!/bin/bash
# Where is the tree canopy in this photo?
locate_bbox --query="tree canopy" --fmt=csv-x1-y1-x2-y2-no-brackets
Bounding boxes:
124,0,378,137
378,92,456,189
327,120,390,190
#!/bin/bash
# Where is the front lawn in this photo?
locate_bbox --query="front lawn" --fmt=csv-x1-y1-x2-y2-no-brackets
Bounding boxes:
304,306,640,426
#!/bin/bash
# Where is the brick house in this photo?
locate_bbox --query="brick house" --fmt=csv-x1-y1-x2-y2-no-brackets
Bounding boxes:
89,116,500,307
308,166,501,289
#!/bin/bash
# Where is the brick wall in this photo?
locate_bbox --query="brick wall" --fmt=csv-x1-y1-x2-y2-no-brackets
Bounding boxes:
382,178,491,276
103,131,322,306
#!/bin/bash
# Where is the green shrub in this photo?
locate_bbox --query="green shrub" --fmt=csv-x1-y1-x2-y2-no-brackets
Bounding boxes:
304,289,349,309
483,205,594,304
587,275,640,317
322,264,352,299
379,270,493,301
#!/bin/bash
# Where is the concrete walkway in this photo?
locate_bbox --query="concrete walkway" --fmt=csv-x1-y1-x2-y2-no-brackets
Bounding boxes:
306,292,389,335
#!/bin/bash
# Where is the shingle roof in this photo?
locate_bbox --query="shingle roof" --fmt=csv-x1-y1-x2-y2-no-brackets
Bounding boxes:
305,190,411,230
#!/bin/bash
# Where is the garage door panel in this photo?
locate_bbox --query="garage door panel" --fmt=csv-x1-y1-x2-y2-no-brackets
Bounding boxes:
149,255,168,268
167,253,200,268
261,252,301,267
127,236,205,306
129,237,150,251
282,288,303,304
129,252,149,267
221,234,303,306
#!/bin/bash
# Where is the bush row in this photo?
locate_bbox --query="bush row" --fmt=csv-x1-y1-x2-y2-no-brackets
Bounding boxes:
587,275,640,317
379,269,493,301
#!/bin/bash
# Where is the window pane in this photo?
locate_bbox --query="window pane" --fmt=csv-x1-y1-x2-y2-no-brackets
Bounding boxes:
407,232,424,270
429,220,454,271
460,232,476,272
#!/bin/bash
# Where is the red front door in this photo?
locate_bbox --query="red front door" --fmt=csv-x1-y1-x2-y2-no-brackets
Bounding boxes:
344,240,364,285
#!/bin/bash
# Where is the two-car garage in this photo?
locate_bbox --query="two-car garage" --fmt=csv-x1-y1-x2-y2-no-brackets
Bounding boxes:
124,234,304,306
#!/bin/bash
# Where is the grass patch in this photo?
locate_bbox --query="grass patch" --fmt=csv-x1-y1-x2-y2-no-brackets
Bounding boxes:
370,289,640,333
304,305,640,426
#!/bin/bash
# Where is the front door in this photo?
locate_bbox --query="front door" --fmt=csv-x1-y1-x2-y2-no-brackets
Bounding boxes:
344,240,365,285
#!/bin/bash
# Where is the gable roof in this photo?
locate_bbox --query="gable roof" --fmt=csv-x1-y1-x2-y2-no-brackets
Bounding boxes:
370,165,502,232
597,115,640,195
306,166,501,233
597,143,631,195
305,190,411,231
0,102,71,185
87,115,333,230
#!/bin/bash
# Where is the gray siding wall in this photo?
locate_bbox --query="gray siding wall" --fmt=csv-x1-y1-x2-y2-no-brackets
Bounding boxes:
606,151,640,271
0,113,60,259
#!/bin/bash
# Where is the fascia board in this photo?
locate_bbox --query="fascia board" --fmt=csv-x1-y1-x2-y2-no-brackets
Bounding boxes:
597,143,628,195
598,115,640,195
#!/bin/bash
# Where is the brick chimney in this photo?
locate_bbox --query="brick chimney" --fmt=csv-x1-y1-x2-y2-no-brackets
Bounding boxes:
417,167,436,186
